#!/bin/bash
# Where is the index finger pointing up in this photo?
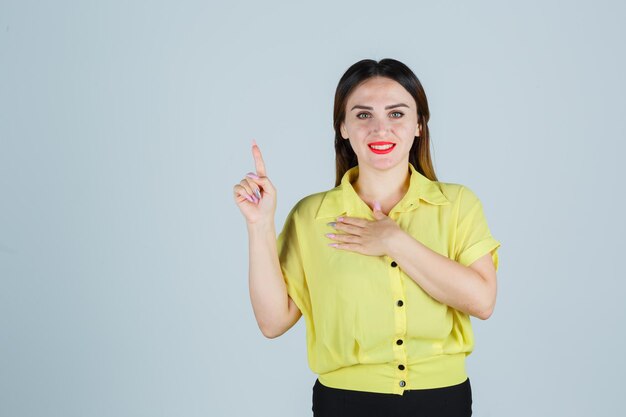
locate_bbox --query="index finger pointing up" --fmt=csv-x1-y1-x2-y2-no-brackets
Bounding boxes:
251,139,267,177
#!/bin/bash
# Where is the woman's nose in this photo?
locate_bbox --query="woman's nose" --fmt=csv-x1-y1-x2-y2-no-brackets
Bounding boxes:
371,118,390,133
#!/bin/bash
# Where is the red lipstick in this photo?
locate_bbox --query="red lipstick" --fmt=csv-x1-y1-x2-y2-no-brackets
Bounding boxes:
368,141,396,154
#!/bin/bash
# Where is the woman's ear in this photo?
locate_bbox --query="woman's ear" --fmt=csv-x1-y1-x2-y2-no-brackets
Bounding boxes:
415,123,422,137
340,122,349,139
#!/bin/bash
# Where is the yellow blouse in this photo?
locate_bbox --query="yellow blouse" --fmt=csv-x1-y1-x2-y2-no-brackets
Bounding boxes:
276,162,501,395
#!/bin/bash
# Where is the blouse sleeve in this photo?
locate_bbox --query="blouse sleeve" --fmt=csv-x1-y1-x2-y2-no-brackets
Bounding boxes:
276,204,310,315
453,186,502,271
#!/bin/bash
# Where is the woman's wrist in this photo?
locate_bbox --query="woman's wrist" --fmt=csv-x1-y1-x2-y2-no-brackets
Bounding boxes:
246,219,275,234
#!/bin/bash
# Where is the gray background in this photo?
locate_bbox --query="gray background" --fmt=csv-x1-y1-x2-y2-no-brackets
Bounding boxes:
1,0,625,416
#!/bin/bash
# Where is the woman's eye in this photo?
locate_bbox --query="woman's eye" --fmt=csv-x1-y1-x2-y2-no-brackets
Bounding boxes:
356,111,403,119
356,112,403,119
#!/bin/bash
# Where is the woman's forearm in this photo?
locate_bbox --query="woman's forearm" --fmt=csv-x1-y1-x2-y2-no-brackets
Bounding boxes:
247,220,290,337
387,229,493,320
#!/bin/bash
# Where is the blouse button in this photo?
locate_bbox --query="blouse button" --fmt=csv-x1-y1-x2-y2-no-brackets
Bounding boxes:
398,364,405,370
399,380,406,387
396,339,403,345
391,261,398,267
396,300,403,307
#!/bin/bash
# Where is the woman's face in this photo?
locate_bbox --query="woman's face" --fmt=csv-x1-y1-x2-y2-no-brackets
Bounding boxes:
340,76,420,171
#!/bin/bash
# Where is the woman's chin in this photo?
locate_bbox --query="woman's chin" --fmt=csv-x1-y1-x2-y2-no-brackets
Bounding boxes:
360,158,404,171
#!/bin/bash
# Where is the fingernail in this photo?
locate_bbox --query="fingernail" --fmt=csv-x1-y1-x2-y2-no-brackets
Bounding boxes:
245,194,254,203
374,201,381,211
251,194,259,203
325,233,335,238
246,172,260,179
254,189,261,199
337,217,344,222
326,222,336,228
252,138,258,147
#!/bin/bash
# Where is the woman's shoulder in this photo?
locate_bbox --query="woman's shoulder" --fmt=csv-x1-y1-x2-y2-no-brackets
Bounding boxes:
434,180,486,208
283,185,341,223
289,189,332,215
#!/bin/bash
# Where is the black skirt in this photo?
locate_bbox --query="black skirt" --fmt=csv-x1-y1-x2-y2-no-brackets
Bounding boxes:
312,377,472,417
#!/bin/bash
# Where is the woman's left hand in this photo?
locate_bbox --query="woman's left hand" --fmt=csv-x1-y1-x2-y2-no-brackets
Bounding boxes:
326,201,403,257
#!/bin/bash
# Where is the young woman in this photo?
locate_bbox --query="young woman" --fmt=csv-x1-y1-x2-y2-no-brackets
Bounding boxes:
234,58,501,417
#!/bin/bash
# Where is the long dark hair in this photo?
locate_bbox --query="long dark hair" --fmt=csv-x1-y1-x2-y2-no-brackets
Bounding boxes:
333,58,438,186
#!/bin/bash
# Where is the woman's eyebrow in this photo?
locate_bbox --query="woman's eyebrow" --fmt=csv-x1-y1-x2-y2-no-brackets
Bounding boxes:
350,103,410,111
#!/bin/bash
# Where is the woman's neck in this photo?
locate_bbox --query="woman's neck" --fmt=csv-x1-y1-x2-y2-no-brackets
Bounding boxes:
352,163,411,213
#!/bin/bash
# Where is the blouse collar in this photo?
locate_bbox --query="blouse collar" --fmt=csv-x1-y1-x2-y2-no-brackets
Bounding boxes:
315,162,450,220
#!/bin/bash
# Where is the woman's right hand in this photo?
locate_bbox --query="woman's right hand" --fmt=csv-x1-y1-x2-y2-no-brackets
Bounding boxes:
233,140,277,225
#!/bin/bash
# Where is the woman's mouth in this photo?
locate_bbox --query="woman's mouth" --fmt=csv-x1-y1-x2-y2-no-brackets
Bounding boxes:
368,142,396,154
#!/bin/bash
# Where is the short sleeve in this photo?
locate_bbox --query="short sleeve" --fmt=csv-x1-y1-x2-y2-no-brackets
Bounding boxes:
454,186,501,271
276,204,310,315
